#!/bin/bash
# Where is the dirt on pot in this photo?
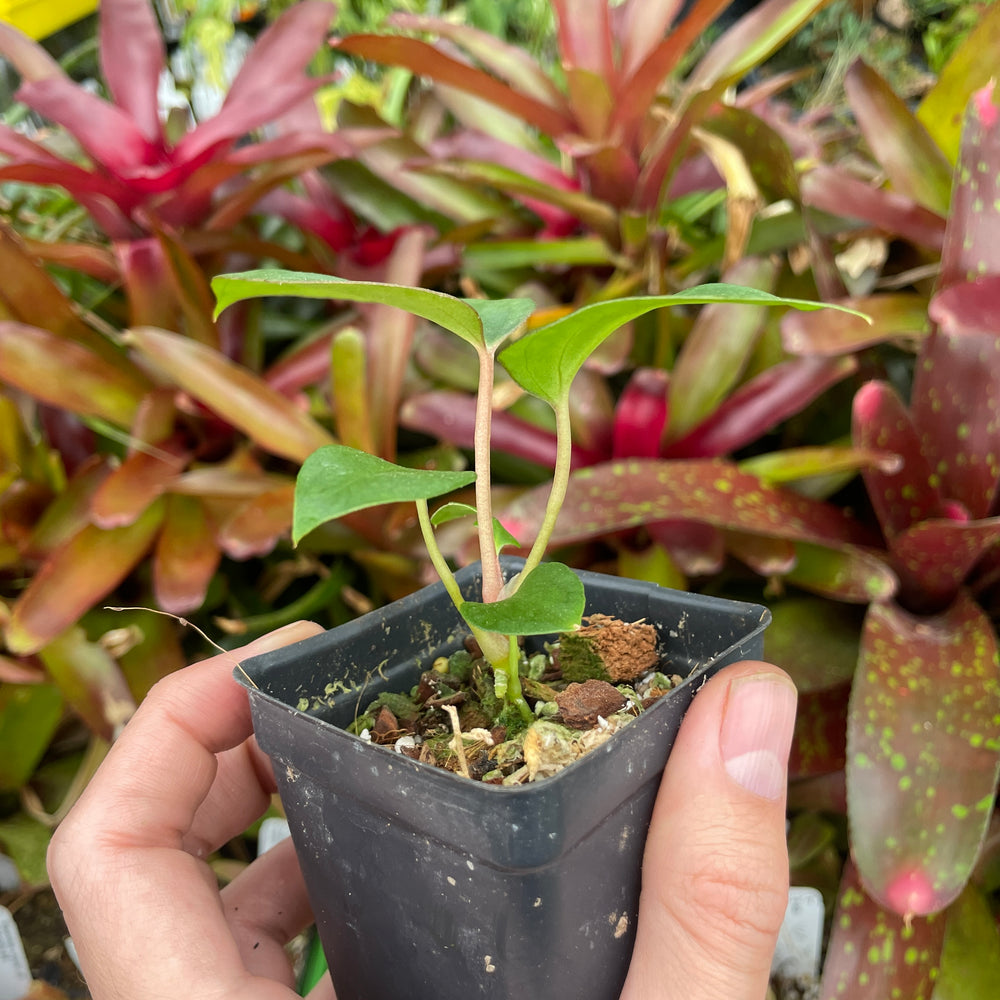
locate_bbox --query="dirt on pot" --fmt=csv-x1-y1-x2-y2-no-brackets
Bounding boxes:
347,615,683,785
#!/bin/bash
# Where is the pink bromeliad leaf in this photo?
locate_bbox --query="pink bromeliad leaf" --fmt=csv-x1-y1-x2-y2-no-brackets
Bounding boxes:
914,285,1000,519
844,60,953,217
847,593,1000,917
612,368,669,459
939,84,1000,288
800,165,946,250
664,356,856,458
852,380,945,538
153,495,221,615
100,0,165,146
819,859,946,999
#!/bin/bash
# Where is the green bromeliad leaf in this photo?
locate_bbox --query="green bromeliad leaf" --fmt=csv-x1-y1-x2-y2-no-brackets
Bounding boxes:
847,594,1000,918
293,445,476,544
460,561,584,635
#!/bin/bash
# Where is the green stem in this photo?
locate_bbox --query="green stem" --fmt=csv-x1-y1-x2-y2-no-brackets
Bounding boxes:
475,348,503,604
416,498,508,666
521,398,573,577
503,635,533,723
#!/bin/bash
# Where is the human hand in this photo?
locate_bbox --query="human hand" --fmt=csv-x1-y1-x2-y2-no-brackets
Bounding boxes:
47,621,333,1000
49,628,794,1000
622,660,797,1000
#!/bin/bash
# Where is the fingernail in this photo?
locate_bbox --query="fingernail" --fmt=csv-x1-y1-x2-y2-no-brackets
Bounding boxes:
720,673,797,800
245,620,322,655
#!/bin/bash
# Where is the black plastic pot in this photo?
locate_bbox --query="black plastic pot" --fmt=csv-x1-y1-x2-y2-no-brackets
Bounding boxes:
239,560,769,1000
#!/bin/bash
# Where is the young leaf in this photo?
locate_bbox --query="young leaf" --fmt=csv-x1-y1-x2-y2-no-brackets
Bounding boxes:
430,502,521,553
460,562,584,635
499,284,868,407
293,445,476,544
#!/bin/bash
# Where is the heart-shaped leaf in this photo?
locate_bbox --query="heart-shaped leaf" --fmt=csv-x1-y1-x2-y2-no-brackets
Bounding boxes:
293,445,476,543
460,561,584,635
430,501,521,554
499,284,868,407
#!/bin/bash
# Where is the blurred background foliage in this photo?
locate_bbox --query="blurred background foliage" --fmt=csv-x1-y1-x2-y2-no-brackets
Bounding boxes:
1,0,1000,997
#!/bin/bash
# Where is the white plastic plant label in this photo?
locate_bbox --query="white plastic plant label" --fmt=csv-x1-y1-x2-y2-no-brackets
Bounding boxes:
257,817,291,856
771,886,825,981
0,905,32,1000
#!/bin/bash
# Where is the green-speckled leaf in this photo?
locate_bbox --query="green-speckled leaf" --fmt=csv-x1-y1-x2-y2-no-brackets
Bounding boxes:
460,561,584,635
293,445,476,543
847,594,1000,917
819,858,945,1000
912,299,1000,521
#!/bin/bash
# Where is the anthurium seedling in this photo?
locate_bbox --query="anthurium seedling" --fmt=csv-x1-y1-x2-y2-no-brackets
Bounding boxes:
213,269,864,720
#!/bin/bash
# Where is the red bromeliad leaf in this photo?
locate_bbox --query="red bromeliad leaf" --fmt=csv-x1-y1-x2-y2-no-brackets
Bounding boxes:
617,0,685,77
501,457,881,551
790,683,851,779
89,438,190,530
847,594,1000,917
612,0,732,146
100,0,165,146
801,165,946,250
153,495,220,615
853,380,944,537
0,322,149,429
175,0,336,164
647,519,726,576
782,293,929,357
819,858,945,999
664,355,857,458
37,626,137,741
390,14,566,111
154,228,220,348
217,485,295,560
723,530,797,575
939,85,1000,288
126,326,334,463
913,286,1000,519
667,257,775,440
612,368,669,459
333,35,574,137
26,459,110,558
6,500,166,656
844,60,952,217
0,223,122,360
889,518,1000,611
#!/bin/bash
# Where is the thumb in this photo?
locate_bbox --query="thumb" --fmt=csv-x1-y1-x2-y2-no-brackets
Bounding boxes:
621,662,796,1000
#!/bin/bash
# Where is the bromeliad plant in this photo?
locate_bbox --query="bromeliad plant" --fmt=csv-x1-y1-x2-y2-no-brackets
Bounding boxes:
213,268,862,722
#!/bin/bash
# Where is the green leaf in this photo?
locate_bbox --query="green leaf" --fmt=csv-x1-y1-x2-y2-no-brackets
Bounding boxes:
213,268,532,354
933,884,1000,1000
460,562,584,635
0,812,52,886
293,445,476,544
499,284,869,406
0,683,63,791
431,501,521,553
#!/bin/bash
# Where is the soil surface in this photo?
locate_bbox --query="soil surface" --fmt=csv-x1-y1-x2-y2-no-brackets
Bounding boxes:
2,885,89,999
351,616,682,784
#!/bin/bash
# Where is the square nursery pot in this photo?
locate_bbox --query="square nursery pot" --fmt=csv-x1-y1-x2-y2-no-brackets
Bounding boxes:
239,559,770,1000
